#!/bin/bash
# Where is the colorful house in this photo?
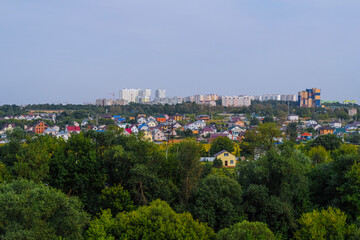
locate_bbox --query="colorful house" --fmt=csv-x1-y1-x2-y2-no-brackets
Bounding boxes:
156,115,167,123
300,132,312,141
196,115,210,121
33,121,49,134
214,150,237,168
319,127,334,135
66,126,81,134
173,113,183,122
142,131,153,142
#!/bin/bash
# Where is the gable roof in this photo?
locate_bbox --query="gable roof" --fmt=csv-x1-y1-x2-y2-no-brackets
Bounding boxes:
301,132,312,136
214,150,232,157
67,126,81,132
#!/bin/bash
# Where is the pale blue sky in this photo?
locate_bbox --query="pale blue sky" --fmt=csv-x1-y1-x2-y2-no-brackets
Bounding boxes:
1,0,359,104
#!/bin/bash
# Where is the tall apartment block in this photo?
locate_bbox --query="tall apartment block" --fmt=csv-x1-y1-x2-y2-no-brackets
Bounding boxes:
119,88,141,103
298,88,321,107
221,96,252,107
136,89,151,103
155,89,166,99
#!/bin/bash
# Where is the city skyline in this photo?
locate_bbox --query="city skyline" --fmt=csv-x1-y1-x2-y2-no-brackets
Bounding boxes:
1,1,359,105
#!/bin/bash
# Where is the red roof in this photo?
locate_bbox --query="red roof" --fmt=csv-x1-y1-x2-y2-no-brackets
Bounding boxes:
67,126,80,132
125,128,132,134
301,132,312,136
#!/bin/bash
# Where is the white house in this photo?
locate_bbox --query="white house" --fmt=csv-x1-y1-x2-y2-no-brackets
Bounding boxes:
153,129,167,141
228,126,245,137
329,121,342,128
130,125,139,134
138,124,149,131
288,114,299,122
184,123,198,131
137,117,147,124
199,126,217,137
195,120,206,129
147,120,158,128
56,131,70,141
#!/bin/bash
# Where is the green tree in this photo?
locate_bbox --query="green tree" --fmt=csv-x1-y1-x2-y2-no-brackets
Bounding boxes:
99,184,135,216
216,220,275,240
308,134,342,151
308,153,360,212
86,199,215,240
173,140,203,202
13,136,57,182
250,118,260,126
212,158,223,168
0,179,89,240
0,162,11,183
86,209,115,240
210,137,235,155
262,116,274,123
189,174,244,231
237,148,311,237
307,146,332,165
240,123,282,157
338,162,360,220
294,207,354,240
287,122,298,142
47,133,106,214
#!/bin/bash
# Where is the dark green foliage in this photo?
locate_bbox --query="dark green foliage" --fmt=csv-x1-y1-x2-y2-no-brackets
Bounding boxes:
294,207,355,240
308,134,343,151
172,140,203,203
0,179,89,240
308,153,360,218
237,148,311,237
286,122,298,142
212,158,223,168
262,116,274,123
127,164,178,205
46,133,106,214
210,137,235,155
190,174,244,231
14,135,57,182
86,199,215,240
99,184,135,216
346,132,360,145
240,123,282,157
216,220,275,240
250,118,260,126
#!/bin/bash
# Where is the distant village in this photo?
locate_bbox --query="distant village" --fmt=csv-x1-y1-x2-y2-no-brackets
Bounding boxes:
1,87,359,165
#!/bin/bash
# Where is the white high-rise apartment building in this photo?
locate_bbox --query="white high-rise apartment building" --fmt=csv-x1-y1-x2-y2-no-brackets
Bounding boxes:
140,89,151,97
221,96,252,107
119,88,141,103
155,89,166,99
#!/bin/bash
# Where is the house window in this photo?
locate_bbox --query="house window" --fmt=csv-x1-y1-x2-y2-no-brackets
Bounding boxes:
230,160,234,165
224,153,229,156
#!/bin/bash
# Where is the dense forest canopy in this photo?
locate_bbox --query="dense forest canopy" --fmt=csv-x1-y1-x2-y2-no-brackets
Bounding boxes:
0,124,359,239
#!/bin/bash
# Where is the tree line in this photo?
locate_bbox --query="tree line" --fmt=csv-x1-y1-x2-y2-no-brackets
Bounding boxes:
0,124,360,239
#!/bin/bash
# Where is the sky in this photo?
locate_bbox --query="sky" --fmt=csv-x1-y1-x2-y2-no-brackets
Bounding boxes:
1,0,359,105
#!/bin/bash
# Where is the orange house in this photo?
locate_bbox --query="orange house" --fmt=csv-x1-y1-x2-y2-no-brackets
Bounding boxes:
234,121,245,127
196,115,210,121
33,121,49,134
156,115,166,123
319,127,334,135
173,114,183,121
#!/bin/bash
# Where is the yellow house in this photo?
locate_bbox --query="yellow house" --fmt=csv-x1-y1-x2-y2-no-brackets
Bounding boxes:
214,150,237,168
142,131,153,142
